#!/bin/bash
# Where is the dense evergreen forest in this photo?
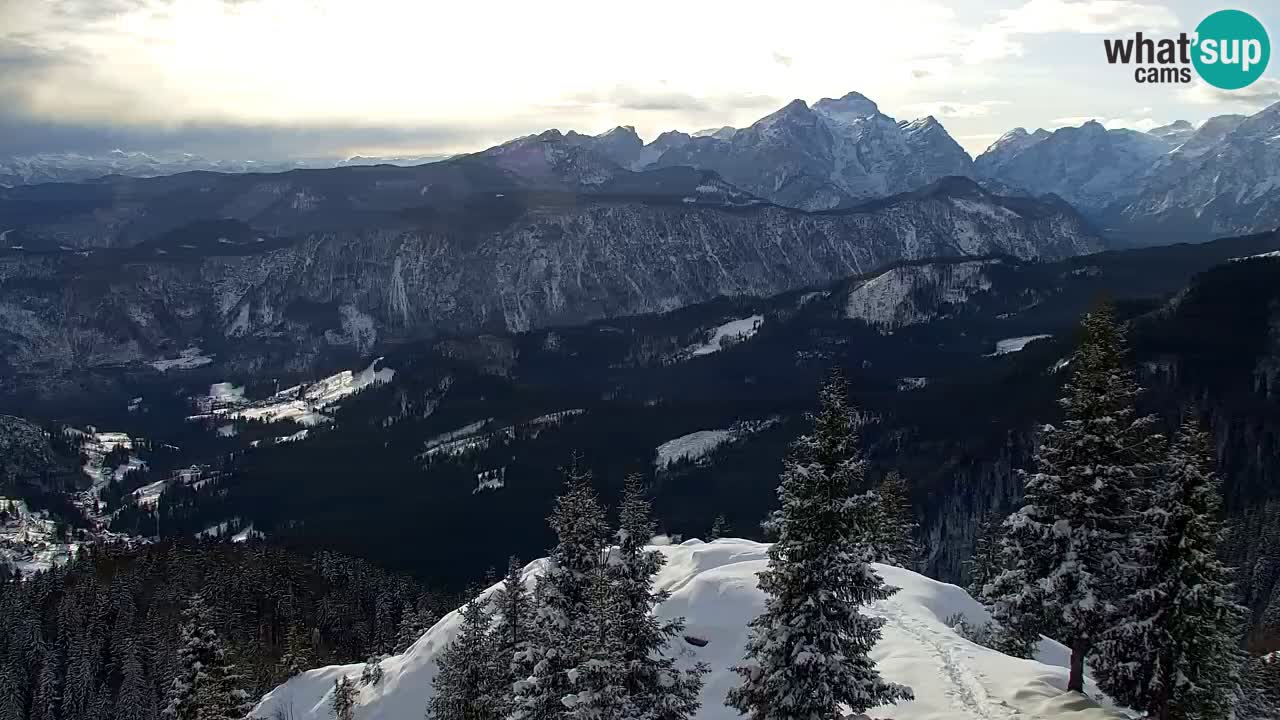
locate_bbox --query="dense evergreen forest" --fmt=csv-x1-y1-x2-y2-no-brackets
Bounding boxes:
0,542,456,720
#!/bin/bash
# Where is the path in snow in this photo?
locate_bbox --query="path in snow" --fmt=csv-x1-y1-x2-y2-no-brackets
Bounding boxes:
878,599,1019,719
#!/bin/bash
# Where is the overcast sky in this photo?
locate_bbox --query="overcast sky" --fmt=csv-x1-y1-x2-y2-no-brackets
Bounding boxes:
1,0,1278,159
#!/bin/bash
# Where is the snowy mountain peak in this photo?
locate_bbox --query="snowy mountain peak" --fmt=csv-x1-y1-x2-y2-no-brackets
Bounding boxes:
901,116,952,141
768,98,814,121
984,127,1050,156
1076,119,1108,135
692,126,738,141
1148,119,1194,145
813,90,881,121
750,99,826,141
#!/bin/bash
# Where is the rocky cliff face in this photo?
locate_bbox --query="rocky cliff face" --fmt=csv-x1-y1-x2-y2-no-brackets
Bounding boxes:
975,120,1170,211
976,103,1280,240
1117,107,1280,238
0,178,1098,387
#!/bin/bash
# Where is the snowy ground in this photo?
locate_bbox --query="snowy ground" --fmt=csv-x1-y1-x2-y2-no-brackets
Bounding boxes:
151,346,215,372
194,358,395,429
653,419,781,470
686,315,764,357
0,496,142,575
1231,250,1280,261
0,497,80,575
986,335,1052,356
252,538,1125,720
655,430,732,469
420,410,586,462
897,377,929,391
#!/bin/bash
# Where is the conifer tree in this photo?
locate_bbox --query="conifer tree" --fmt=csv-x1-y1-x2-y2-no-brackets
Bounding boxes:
162,595,212,720
568,474,706,720
1094,414,1245,720
966,509,1004,601
29,642,61,720
875,471,920,568
491,557,530,660
487,556,530,715
509,459,607,720
359,657,384,688
196,647,254,720
329,676,357,720
1240,654,1280,720
280,624,316,680
395,602,436,655
161,593,251,720
709,515,728,540
427,595,497,720
117,642,158,720
727,373,912,719
986,305,1159,689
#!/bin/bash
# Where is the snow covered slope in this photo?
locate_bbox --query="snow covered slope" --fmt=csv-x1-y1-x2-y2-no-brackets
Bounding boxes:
252,539,1124,720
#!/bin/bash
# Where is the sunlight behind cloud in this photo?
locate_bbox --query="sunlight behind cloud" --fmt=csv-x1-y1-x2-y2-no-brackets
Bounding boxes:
2,0,961,144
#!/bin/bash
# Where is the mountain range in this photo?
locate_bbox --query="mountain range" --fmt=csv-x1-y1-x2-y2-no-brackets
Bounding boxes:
0,172,1096,395
0,150,450,187
6,93,1279,244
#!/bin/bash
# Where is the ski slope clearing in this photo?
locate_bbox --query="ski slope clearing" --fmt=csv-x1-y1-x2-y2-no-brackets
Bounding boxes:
150,346,214,372
655,430,732,469
195,358,394,428
252,538,1125,720
986,334,1052,356
686,315,764,357
1231,249,1280,261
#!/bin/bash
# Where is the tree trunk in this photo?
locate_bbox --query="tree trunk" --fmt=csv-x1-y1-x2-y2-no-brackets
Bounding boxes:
1068,636,1088,693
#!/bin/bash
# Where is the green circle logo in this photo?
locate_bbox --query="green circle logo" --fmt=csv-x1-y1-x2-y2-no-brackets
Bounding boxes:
1192,10,1270,90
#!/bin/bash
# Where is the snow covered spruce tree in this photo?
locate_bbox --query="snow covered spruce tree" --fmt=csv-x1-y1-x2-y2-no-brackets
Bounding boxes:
485,556,531,715
875,471,920,569
569,473,706,720
427,594,499,720
330,676,358,720
281,624,317,680
727,372,912,719
161,593,253,720
986,305,1159,688
508,459,608,720
965,509,1004,601
710,514,729,540
1094,413,1245,720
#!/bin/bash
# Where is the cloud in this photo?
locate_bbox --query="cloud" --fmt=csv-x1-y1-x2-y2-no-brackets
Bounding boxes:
1181,79,1280,109
902,100,1009,119
963,0,1180,62
907,57,955,81
565,86,780,114
0,110,521,159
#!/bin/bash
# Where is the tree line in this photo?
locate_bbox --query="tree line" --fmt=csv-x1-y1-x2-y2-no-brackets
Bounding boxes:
0,542,453,720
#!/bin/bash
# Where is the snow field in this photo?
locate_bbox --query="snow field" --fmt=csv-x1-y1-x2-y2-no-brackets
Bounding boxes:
252,538,1124,720
687,316,764,357
986,334,1052,356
